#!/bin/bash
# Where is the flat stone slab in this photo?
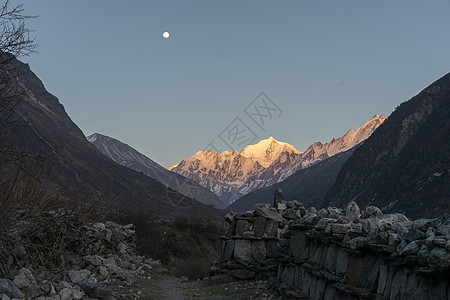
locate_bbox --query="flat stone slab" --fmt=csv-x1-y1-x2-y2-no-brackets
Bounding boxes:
234,240,252,266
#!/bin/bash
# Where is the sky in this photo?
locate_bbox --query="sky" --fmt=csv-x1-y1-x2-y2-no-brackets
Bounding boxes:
14,0,450,168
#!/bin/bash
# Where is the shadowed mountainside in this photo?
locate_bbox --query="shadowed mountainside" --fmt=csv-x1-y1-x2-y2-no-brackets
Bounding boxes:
325,72,450,218
87,133,225,209
228,148,356,212
1,56,222,219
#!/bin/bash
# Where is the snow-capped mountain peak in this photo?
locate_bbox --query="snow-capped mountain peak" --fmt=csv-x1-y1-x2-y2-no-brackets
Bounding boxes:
169,149,264,203
86,133,99,143
170,115,386,206
241,136,301,168
276,114,387,181
169,163,179,170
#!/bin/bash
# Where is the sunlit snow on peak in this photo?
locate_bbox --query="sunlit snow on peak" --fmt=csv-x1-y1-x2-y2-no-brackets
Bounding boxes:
241,136,301,168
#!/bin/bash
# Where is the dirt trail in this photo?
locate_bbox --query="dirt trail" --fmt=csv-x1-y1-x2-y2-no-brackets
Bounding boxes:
160,277,187,300
153,274,278,300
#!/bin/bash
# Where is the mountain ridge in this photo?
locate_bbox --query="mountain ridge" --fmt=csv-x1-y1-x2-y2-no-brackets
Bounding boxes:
87,133,225,209
228,147,357,212
170,115,385,205
325,72,450,218
1,56,222,219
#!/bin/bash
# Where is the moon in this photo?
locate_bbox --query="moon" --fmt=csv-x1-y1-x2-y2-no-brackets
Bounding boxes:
163,31,170,39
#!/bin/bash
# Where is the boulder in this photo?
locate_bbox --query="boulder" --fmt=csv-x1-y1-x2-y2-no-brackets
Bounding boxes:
399,241,419,256
293,200,303,207
224,212,235,224
332,223,352,234
387,232,400,247
277,203,287,211
273,188,284,207
362,218,378,234
251,241,266,262
233,240,252,266
392,222,409,239
286,202,296,209
222,240,235,261
235,220,251,236
378,214,410,230
433,238,447,247
40,280,56,296
75,281,97,294
427,248,450,269
345,201,361,220
404,228,425,242
282,209,297,220
316,218,336,231
59,286,85,300
254,207,283,223
297,206,306,216
412,218,436,231
0,279,22,299
365,206,383,218
306,207,317,215
349,236,369,249
252,217,266,237
67,269,91,283
103,256,119,272
418,245,430,265
264,219,280,237
327,207,342,219
13,267,36,289
229,269,256,280
83,255,102,266
436,222,450,239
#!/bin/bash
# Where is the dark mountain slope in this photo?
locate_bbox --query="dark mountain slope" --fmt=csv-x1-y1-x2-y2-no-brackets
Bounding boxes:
87,133,225,209
1,56,222,219
325,73,450,218
228,148,355,212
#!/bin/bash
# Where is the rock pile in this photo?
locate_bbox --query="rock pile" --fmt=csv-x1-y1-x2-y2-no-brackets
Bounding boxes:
287,202,450,270
213,189,307,280
0,209,161,300
216,189,450,299
279,202,450,299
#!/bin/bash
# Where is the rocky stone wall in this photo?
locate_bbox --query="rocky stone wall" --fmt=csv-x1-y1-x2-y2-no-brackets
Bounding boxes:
213,189,305,281
218,189,450,299
0,209,161,300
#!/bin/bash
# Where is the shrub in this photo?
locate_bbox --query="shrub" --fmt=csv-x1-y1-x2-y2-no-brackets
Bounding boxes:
174,213,190,229
117,212,223,279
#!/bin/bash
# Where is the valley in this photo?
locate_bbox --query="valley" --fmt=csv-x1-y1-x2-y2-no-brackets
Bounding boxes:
1,1,449,299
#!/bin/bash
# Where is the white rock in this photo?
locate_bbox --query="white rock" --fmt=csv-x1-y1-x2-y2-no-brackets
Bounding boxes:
59,286,85,300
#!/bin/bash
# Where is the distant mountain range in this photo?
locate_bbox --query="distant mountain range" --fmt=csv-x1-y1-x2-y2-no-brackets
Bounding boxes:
87,133,225,209
170,115,385,206
1,56,222,219
228,147,357,212
170,149,265,205
6,54,448,220
325,72,450,218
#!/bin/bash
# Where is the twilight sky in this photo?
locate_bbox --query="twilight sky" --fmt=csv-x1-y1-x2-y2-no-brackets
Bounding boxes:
16,0,450,168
